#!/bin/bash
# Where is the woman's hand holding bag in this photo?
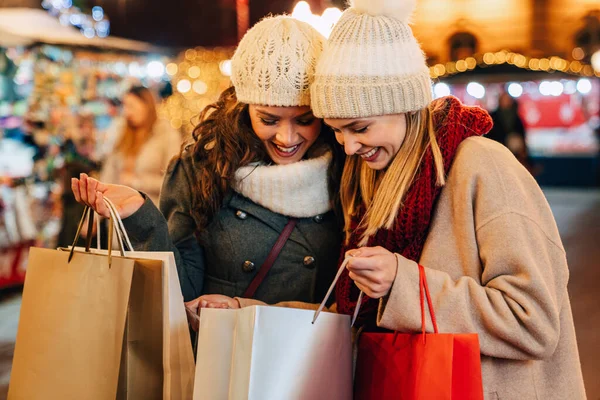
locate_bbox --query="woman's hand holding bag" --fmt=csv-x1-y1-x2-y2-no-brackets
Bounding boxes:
71,172,145,219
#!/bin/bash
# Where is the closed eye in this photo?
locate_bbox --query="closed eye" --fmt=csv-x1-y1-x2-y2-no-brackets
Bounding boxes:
260,118,278,126
296,118,315,126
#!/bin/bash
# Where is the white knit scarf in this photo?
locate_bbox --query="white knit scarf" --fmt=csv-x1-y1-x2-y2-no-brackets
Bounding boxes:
232,151,332,218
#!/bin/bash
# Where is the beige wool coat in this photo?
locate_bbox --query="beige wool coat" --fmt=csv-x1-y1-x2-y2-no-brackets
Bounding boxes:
376,137,586,399
239,137,587,399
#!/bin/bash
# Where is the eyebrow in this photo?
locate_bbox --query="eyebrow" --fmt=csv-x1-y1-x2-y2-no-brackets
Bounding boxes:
255,109,314,119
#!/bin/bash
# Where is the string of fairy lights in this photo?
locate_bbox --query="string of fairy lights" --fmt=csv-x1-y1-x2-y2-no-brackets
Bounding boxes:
430,50,600,80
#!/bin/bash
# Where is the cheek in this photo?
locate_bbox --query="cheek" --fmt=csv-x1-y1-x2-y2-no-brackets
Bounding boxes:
298,122,321,143
249,119,274,142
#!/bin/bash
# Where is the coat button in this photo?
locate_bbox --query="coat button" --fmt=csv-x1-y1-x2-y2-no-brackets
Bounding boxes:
242,260,255,272
303,256,315,268
235,210,248,220
313,215,324,223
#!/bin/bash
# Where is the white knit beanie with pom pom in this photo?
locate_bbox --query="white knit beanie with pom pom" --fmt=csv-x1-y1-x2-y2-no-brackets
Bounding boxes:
310,0,432,118
231,15,325,107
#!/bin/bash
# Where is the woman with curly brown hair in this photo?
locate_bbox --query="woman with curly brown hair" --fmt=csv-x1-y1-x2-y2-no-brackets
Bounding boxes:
70,16,345,314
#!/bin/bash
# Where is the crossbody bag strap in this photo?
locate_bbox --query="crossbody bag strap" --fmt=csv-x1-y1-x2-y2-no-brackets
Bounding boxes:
242,218,298,298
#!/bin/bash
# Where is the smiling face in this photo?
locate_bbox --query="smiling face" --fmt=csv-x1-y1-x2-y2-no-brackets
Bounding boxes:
248,105,322,165
325,114,407,170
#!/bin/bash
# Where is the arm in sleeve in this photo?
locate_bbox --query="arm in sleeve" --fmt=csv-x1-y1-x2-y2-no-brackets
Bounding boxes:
377,212,568,361
122,155,205,301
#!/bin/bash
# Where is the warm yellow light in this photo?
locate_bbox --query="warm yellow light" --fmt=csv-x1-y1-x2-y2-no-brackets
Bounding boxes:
434,64,446,76
292,1,312,23
193,80,208,95
539,58,550,71
178,62,191,74
515,55,527,68
291,1,341,38
165,63,178,76
171,119,183,129
582,65,593,76
570,61,583,73
483,53,495,65
465,57,477,70
177,79,192,93
446,62,457,74
185,49,197,61
219,60,232,76
319,7,343,38
572,47,585,61
188,66,201,79
456,60,467,72
591,50,600,72
494,52,506,64
529,59,540,70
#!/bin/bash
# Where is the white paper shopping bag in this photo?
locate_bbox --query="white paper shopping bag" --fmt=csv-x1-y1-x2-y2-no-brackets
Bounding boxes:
193,306,352,400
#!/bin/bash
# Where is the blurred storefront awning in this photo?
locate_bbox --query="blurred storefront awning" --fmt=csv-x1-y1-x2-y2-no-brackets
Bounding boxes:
0,8,157,53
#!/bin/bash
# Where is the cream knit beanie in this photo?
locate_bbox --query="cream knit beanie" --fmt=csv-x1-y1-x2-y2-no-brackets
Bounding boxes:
310,0,432,118
231,15,325,107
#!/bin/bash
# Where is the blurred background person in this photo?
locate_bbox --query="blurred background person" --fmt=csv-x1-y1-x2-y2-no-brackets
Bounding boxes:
488,91,535,173
55,112,100,248
94,98,122,161
100,86,181,205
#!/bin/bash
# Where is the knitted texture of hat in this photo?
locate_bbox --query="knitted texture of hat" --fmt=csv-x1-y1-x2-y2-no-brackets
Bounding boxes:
310,0,432,118
231,16,325,107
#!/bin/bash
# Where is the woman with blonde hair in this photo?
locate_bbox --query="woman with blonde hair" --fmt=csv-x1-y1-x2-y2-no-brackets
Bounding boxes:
100,85,180,205
310,0,586,398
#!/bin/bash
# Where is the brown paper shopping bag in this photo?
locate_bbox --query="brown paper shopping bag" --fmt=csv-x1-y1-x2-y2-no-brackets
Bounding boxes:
8,246,136,400
8,202,166,400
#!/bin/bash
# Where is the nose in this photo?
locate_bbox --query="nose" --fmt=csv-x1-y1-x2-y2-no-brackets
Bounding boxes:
342,133,361,156
275,121,298,146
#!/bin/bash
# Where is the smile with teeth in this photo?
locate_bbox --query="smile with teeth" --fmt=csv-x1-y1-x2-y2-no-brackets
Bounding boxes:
360,147,379,159
274,143,300,153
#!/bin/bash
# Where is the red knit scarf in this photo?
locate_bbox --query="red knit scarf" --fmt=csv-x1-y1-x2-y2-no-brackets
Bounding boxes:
336,97,493,323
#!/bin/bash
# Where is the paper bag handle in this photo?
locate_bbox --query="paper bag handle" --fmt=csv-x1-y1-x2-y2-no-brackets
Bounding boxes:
313,257,363,326
418,264,439,336
67,197,134,266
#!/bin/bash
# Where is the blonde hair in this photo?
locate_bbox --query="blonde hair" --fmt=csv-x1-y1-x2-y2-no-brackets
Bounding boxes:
341,102,446,246
115,86,158,157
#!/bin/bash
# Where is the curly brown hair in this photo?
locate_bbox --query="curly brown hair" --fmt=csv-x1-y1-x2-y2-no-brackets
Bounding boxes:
189,86,345,232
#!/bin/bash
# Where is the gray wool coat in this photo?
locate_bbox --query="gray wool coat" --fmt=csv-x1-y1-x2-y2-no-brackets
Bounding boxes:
122,148,342,304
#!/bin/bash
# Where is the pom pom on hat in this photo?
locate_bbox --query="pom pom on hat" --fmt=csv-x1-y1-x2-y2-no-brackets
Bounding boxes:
350,0,417,22
310,0,432,118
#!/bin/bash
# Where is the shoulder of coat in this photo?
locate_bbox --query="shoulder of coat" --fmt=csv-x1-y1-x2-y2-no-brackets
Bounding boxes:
454,136,518,172
166,142,195,174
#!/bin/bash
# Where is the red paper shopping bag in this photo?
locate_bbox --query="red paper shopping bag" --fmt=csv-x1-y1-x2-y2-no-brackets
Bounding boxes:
354,265,484,400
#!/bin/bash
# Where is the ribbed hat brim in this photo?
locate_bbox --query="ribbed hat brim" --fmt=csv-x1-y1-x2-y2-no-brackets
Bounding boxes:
311,68,432,118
